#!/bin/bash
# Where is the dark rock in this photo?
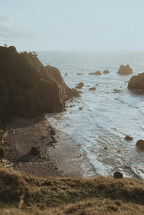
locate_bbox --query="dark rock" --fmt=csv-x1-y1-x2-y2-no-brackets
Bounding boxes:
117,64,133,75
50,127,55,135
51,136,57,143
124,135,133,141
103,70,109,74
0,45,79,126
31,146,40,156
89,87,96,91
112,89,121,93
77,73,83,75
136,139,144,150
70,105,75,108
114,172,123,179
0,146,7,158
64,73,68,76
128,72,144,93
76,82,84,89
89,71,101,75
79,107,83,110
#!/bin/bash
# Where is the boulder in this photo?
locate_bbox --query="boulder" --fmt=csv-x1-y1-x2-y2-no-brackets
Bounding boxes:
112,89,121,93
50,127,55,136
76,82,84,89
117,64,133,75
79,107,83,110
31,146,40,156
124,135,133,141
103,70,109,74
114,172,123,179
89,71,101,75
128,72,144,93
136,140,144,150
77,73,83,75
0,146,8,158
89,87,96,91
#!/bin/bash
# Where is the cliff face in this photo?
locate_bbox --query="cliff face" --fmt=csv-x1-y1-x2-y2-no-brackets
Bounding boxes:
128,72,144,93
0,46,79,125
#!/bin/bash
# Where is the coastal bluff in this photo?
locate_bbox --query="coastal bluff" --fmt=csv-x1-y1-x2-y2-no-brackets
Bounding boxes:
0,46,78,125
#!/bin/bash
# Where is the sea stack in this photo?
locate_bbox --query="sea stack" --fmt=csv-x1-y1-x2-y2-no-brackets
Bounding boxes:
117,64,133,75
128,72,144,92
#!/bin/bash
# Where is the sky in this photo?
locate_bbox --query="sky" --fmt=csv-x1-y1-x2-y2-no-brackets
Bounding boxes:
0,0,144,51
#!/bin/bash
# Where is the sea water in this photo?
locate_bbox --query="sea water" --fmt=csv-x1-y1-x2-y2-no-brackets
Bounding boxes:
38,51,144,179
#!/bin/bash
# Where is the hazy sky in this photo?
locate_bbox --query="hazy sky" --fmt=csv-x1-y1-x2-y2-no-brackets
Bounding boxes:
0,0,144,51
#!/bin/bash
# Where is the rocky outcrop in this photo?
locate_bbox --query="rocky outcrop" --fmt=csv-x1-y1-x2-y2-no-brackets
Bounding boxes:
103,70,109,74
0,46,79,125
89,71,101,75
76,82,84,89
128,72,144,93
136,140,144,150
117,65,133,75
77,73,83,75
31,146,40,156
112,89,121,93
89,87,96,91
114,172,123,179
124,135,133,141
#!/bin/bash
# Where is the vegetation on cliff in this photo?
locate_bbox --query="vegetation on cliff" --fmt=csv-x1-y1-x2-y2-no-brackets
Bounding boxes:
0,166,144,214
0,46,78,126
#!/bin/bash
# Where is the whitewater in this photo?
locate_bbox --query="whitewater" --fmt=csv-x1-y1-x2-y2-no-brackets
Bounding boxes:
38,51,144,179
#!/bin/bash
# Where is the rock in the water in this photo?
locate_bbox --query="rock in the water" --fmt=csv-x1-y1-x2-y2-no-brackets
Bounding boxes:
103,70,109,74
136,140,144,150
79,107,83,110
31,146,40,156
124,135,133,141
89,87,96,91
112,89,121,93
51,136,57,143
117,64,133,75
128,72,144,93
76,82,84,89
114,172,123,179
50,127,55,135
89,71,101,75
77,73,83,75
64,73,68,76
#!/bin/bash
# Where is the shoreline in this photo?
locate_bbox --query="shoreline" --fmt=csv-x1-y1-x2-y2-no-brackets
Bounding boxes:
4,116,96,178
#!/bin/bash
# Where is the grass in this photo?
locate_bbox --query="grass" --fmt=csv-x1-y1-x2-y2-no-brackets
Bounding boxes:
0,166,144,214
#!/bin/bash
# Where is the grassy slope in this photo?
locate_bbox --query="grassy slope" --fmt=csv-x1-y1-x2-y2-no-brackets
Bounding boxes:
0,166,144,215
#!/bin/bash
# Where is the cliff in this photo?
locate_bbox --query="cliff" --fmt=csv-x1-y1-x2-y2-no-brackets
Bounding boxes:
0,46,79,125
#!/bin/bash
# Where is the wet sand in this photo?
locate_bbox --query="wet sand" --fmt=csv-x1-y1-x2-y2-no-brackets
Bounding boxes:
5,117,93,178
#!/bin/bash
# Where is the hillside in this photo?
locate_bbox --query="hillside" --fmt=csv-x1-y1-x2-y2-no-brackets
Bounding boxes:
0,46,78,126
0,166,144,215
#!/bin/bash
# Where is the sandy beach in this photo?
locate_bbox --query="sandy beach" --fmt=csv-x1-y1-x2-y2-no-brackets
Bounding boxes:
4,116,94,178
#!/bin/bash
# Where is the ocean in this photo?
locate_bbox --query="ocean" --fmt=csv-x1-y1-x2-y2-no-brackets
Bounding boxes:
38,51,144,179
